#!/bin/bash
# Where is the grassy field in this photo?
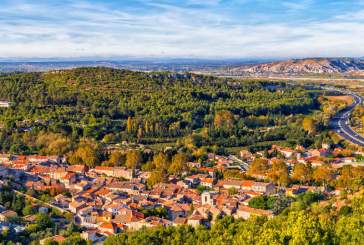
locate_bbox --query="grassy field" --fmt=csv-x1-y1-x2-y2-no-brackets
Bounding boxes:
323,95,354,105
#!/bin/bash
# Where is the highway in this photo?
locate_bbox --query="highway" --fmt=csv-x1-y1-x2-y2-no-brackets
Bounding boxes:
330,91,364,147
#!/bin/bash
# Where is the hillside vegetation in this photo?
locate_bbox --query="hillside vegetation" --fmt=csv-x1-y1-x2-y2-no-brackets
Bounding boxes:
0,67,319,153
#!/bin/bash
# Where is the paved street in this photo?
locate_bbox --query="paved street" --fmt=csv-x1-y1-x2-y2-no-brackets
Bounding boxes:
330,91,364,147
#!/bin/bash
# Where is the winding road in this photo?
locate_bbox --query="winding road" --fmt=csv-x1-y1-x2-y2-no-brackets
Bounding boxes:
329,90,364,147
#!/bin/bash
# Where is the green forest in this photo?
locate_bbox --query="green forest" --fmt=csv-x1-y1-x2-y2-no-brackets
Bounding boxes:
0,67,320,154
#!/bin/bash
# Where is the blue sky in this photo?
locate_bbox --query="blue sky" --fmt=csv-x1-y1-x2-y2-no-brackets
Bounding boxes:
0,0,364,59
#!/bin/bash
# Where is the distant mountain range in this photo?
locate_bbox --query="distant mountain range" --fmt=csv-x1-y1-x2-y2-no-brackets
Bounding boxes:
1,57,364,77
224,58,364,76
0,59,259,73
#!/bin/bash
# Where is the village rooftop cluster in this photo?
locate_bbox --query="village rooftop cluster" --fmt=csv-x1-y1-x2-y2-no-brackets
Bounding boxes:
0,143,362,243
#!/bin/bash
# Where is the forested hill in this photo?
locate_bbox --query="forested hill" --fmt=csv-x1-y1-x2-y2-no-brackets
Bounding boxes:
0,67,318,153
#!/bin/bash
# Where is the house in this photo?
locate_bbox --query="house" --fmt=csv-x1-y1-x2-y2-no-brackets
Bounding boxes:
38,207,48,214
108,181,145,195
200,178,215,188
98,211,113,223
94,166,134,179
68,165,88,174
235,206,274,220
113,167,135,179
342,157,355,163
217,180,275,194
98,222,116,236
173,217,187,226
79,206,94,216
113,208,144,225
219,180,252,190
251,182,275,194
164,202,189,220
50,167,67,180
310,160,325,167
279,148,295,158
69,200,87,214
73,180,91,191
81,229,98,242
199,167,216,178
286,185,310,196
0,210,18,221
240,150,253,160
95,166,114,176
28,155,61,164
187,210,205,227
54,194,70,208
128,216,172,230
104,203,125,216
0,154,11,164
308,149,329,157
187,161,201,168
80,212,99,227
184,174,203,186
60,172,77,186
40,235,66,245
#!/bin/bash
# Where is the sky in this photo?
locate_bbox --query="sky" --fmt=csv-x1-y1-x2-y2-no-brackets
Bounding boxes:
0,0,364,59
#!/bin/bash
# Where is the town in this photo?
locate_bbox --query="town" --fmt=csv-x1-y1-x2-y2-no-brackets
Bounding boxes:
0,141,363,244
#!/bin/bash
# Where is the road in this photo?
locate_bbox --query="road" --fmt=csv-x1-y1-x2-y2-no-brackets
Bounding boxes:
330,91,364,147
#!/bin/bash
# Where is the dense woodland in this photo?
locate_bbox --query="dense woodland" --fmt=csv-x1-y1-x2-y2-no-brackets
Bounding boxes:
0,67,321,155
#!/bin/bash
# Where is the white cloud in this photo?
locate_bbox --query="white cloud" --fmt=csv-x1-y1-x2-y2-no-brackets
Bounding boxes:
0,0,363,59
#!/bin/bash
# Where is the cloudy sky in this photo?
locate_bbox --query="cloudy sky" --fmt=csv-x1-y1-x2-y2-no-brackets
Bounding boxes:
1,0,364,59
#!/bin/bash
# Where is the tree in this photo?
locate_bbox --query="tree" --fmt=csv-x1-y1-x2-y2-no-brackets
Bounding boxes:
67,140,101,167
102,133,116,143
36,132,72,155
153,152,169,170
23,204,36,216
137,127,143,142
43,239,59,245
35,213,53,230
147,170,167,188
127,116,133,134
228,187,238,196
335,215,364,244
268,159,289,186
214,110,234,129
247,158,270,176
292,163,312,184
282,211,333,244
62,235,87,245
126,150,142,169
302,117,316,134
248,195,277,210
168,153,188,175
107,151,126,166
312,164,334,185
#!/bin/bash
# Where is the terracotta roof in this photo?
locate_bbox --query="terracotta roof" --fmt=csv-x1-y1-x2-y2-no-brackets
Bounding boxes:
201,178,214,184
99,222,116,231
95,166,113,171
62,172,76,180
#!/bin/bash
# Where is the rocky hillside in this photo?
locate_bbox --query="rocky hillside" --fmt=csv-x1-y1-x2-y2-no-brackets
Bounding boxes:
226,58,364,76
